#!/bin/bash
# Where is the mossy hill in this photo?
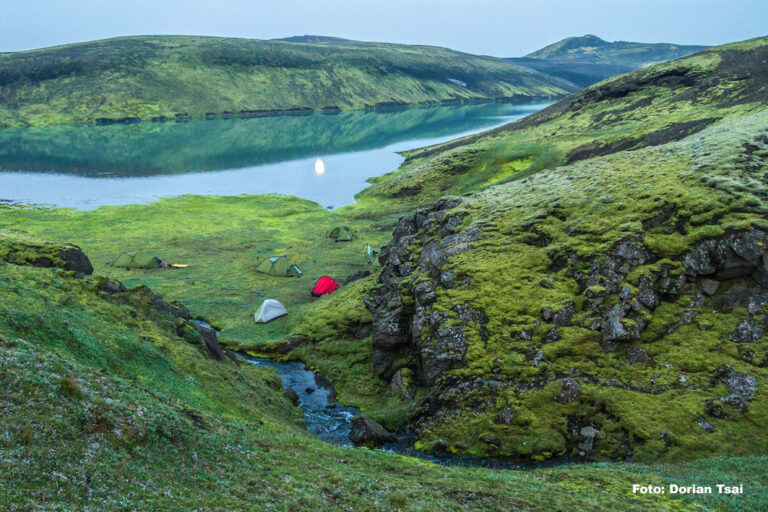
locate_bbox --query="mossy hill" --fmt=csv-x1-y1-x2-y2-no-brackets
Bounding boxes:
4,233,748,511
287,35,768,465
0,35,577,128
510,34,709,87
2,36,768,510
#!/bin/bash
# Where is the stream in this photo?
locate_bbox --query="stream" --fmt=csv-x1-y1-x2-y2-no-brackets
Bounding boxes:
241,352,580,470
194,311,579,470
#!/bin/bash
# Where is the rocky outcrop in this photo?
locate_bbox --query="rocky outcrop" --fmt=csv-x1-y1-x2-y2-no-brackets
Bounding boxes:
369,199,488,383
349,415,396,447
0,234,93,274
365,192,768,461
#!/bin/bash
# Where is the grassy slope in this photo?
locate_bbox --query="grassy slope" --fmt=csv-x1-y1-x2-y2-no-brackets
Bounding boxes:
0,35,577,128
1,236,726,512
2,37,768,510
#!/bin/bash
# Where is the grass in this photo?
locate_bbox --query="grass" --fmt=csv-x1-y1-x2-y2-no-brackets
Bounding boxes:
1,35,768,510
0,243,724,511
0,35,578,128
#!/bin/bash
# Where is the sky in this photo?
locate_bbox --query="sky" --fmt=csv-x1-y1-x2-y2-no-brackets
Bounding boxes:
2,0,767,56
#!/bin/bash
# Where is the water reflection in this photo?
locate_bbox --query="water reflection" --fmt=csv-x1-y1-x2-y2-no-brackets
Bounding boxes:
0,103,545,209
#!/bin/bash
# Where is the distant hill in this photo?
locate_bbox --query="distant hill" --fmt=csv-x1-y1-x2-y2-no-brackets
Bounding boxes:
509,34,708,87
0,35,578,127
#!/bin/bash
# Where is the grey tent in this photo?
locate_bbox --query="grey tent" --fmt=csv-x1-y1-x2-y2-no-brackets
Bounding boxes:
254,299,288,323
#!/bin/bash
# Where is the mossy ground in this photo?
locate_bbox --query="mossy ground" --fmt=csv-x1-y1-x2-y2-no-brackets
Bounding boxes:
2,36,768,509
0,238,731,511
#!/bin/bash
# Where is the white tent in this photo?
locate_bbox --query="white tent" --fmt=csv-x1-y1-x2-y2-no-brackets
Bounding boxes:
254,299,288,323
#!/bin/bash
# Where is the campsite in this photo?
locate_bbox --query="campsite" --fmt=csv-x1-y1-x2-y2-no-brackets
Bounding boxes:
1,3,768,511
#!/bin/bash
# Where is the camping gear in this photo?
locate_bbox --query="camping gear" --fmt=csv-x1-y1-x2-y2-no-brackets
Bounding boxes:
110,249,161,269
364,244,379,265
255,255,303,277
254,299,288,323
311,276,340,297
328,225,354,242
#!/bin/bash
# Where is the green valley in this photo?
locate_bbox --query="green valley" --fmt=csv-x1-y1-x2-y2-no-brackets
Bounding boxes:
1,26,768,512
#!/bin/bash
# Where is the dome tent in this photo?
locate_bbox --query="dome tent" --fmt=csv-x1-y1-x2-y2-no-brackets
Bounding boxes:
254,299,288,323
110,249,160,269
255,255,303,277
328,225,354,242
311,276,339,296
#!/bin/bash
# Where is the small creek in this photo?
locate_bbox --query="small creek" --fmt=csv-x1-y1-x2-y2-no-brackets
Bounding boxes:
241,353,579,470
192,321,578,471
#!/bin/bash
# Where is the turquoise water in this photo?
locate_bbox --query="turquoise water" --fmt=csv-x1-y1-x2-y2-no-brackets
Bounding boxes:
0,103,545,210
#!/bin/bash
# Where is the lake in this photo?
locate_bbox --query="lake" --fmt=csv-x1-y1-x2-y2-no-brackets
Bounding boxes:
0,103,546,210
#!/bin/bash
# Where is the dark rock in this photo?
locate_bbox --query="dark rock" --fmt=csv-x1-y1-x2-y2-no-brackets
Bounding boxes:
601,306,640,342
720,394,749,413
349,415,396,447
495,407,515,425
698,417,715,433
191,322,225,360
699,278,721,296
730,319,764,343
305,387,315,394
637,276,659,309
718,367,757,401
555,378,581,403
619,286,633,301
420,326,467,381
97,278,127,294
542,327,560,343
539,279,553,289
541,307,554,322
371,308,410,351
439,270,455,289
626,346,647,365
553,302,575,326
344,270,371,285
480,435,501,447
283,388,299,406
56,245,94,274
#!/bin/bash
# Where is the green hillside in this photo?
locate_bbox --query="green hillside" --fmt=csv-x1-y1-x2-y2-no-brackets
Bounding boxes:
0,35,577,128
511,34,709,87
2,36,768,510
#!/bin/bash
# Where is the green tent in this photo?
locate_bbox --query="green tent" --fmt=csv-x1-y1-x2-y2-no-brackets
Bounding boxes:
110,249,160,269
328,225,354,242
255,255,303,277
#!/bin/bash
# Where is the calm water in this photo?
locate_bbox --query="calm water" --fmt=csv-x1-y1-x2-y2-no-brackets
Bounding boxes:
0,103,545,210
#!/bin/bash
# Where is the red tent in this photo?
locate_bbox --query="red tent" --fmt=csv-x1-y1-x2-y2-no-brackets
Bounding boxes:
311,276,340,296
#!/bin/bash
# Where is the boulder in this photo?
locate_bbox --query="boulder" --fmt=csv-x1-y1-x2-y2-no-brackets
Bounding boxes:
480,435,502,447
349,415,396,447
495,406,515,425
626,346,647,365
730,319,764,343
191,322,225,360
555,378,581,403
699,278,721,296
283,388,300,406
553,302,575,326
719,367,757,401
601,306,640,342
